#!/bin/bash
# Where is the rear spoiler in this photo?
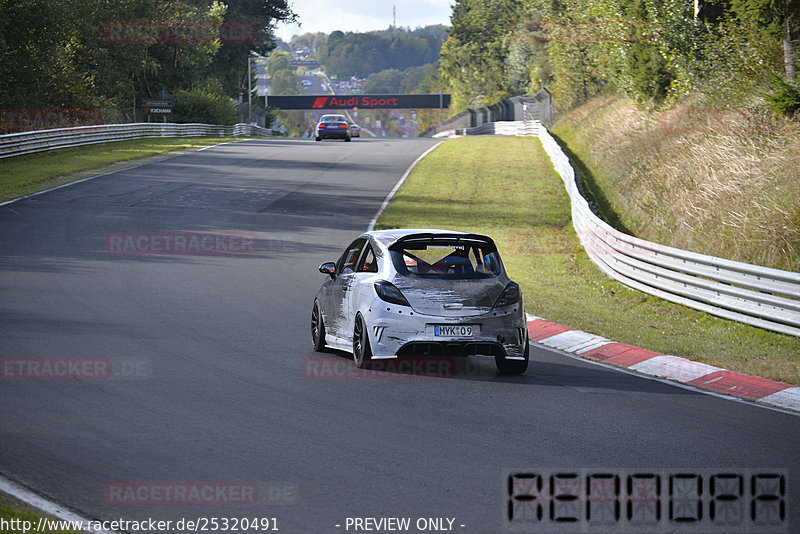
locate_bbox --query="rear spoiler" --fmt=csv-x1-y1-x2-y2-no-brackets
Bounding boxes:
390,233,497,249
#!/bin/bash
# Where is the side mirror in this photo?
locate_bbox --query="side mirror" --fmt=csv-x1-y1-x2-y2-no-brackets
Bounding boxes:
319,262,336,278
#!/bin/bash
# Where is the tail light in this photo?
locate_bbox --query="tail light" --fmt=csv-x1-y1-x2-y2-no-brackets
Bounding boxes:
494,282,521,308
374,281,410,307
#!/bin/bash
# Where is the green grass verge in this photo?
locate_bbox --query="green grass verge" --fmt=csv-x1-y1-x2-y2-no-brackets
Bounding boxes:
376,136,800,385
0,492,81,533
0,137,245,202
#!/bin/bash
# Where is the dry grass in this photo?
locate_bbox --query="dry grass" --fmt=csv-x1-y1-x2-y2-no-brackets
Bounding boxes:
552,95,800,271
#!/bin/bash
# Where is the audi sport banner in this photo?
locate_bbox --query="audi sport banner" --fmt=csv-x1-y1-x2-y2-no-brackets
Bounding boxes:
267,94,450,110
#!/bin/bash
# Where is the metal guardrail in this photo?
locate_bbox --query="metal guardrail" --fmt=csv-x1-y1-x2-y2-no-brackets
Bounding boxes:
535,123,800,337
441,119,800,337
433,120,540,138
0,122,273,159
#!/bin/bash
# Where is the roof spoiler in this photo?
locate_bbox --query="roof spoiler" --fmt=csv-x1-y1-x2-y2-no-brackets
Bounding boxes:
391,233,496,248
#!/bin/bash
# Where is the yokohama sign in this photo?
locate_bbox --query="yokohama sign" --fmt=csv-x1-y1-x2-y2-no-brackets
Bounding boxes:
268,94,451,110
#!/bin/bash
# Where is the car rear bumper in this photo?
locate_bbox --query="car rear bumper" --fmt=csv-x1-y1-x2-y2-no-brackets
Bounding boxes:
316,130,349,139
364,303,527,360
396,341,506,358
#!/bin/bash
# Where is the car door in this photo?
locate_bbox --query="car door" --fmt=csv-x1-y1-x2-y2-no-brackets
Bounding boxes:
324,238,366,341
343,243,379,337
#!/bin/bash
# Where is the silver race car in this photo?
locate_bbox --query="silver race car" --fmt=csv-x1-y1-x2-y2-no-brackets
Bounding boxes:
311,229,529,374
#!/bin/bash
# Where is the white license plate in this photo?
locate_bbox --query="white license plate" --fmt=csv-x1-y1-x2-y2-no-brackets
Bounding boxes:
434,325,479,337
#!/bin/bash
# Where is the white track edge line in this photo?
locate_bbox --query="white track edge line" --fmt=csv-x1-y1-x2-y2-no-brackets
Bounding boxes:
0,475,119,533
367,140,445,231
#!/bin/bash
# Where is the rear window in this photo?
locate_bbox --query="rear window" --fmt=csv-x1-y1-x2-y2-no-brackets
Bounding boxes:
389,240,501,279
320,115,346,123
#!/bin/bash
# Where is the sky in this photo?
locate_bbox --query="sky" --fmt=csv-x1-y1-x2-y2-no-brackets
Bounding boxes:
275,0,453,42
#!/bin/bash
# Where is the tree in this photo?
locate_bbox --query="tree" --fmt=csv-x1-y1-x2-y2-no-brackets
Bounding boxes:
728,0,799,80
0,0,101,109
505,19,551,94
269,68,298,95
363,64,440,94
208,0,295,96
401,64,440,93
365,69,403,93
288,32,327,54
0,0,294,126
317,27,444,79
439,0,526,111
519,0,606,109
172,85,237,124
269,51,291,76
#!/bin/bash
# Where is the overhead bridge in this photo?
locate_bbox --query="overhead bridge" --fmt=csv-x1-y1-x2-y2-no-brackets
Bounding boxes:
266,94,450,110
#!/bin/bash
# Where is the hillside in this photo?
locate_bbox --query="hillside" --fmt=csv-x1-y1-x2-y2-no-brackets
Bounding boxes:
311,26,447,80
551,95,800,272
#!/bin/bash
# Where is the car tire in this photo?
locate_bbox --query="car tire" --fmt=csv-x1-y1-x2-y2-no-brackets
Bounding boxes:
495,340,529,375
311,301,328,352
353,314,372,368
315,136,321,141
345,135,351,142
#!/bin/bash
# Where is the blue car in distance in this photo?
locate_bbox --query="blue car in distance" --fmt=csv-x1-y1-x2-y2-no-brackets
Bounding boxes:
315,114,351,142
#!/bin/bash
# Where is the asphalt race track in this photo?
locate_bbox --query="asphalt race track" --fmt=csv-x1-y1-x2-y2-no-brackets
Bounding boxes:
1,138,799,533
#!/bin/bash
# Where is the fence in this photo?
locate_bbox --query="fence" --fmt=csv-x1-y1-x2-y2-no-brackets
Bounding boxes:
440,119,800,337
0,122,272,159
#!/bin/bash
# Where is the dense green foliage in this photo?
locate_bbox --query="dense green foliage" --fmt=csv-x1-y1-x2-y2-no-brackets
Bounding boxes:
0,0,293,129
439,0,526,110
765,75,800,114
316,26,447,79
439,0,799,112
267,50,300,95
364,64,439,94
727,0,800,43
172,85,237,124
286,32,328,54
287,27,446,95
